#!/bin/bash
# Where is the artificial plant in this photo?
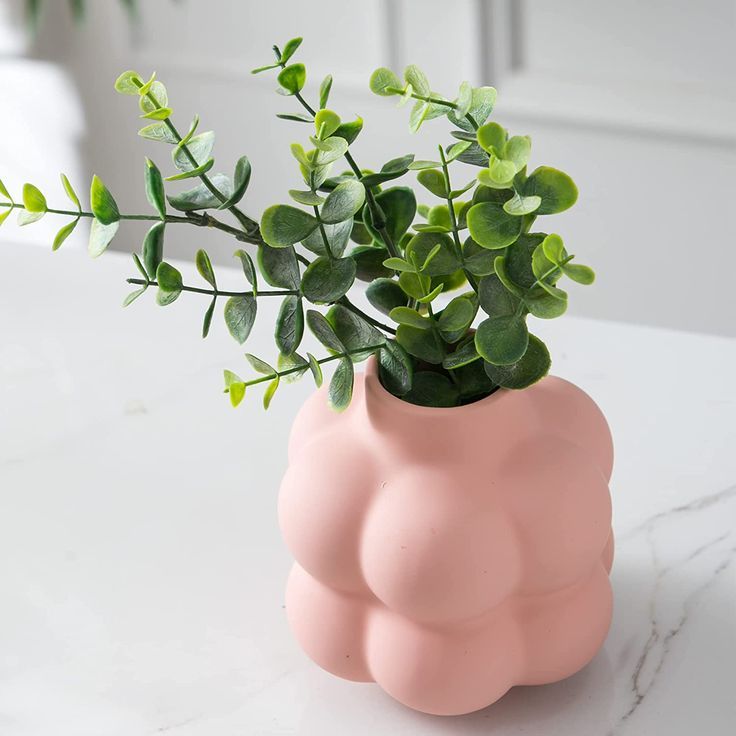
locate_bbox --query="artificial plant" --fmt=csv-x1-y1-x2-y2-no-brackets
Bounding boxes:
0,37,594,410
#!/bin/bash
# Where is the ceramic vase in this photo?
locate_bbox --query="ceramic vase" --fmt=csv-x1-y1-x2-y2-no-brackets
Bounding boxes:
278,358,614,715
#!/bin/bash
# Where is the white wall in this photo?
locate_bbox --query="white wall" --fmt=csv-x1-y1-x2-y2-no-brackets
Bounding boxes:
7,0,736,336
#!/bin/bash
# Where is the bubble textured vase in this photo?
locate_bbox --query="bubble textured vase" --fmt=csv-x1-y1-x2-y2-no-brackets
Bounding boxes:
279,359,614,715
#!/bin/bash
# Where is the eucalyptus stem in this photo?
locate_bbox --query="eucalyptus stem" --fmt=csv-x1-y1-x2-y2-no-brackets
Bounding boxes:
127,277,296,298
438,147,478,292
244,343,385,387
142,87,260,237
0,201,260,244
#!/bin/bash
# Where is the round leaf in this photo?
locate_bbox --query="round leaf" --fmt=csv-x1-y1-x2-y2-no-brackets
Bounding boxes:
320,180,365,224
370,67,402,96
466,201,522,249
22,183,46,213
417,169,448,198
301,256,356,303
261,204,318,247
475,315,529,365
396,324,444,364
523,166,578,215
277,63,306,95
483,334,550,388
403,371,459,408
366,278,407,315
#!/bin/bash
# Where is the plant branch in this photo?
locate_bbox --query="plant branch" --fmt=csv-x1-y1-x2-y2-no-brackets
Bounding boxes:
243,343,385,387
127,277,296,298
438,147,478,292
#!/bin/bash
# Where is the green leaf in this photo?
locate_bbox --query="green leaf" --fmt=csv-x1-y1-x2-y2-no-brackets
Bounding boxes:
504,233,546,287
503,192,541,216
438,294,476,336
263,376,280,410
155,261,183,306
144,158,166,219
0,180,12,203
234,248,258,293
22,183,47,213
140,107,172,121
258,244,299,289
404,232,460,277
137,72,157,96
396,324,444,364
17,209,44,226
202,296,216,338
307,353,323,387
531,240,559,283
523,166,578,214
142,222,165,279
363,186,416,245
289,190,325,206
326,304,385,361
280,37,303,64
409,160,441,171
319,74,333,109
442,339,480,370
312,137,349,166
246,353,275,375
503,136,531,170
114,70,142,94
261,204,318,247
417,169,448,198
366,278,407,315
408,100,430,133
542,233,566,263
352,245,392,281
320,180,365,224
251,63,280,74
382,257,414,272
370,67,402,96
123,285,148,308
166,174,232,211
52,218,78,251
60,173,81,211
449,86,497,130
224,295,257,344
138,123,178,144
276,113,313,123
227,379,246,408
455,81,473,117
132,252,148,281
0,207,13,227
223,369,242,388
403,371,459,408
277,63,306,95
333,117,364,145
139,81,168,113
484,334,550,388
389,306,431,330
314,109,341,139
329,357,354,411
278,352,309,383
360,154,414,188
447,141,472,163
275,295,304,355
398,271,431,300
301,256,356,303
306,309,344,352
562,262,595,285
404,64,430,96
524,285,568,319
378,340,413,395
466,201,522,249
195,248,216,288
88,219,119,258
218,156,251,209
475,315,529,365
476,122,506,154
165,158,215,181
493,256,525,298
463,237,495,276
478,273,523,318
416,283,444,304
302,219,352,258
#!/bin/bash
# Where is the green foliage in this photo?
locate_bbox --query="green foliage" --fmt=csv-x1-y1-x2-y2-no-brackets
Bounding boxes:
6,40,595,412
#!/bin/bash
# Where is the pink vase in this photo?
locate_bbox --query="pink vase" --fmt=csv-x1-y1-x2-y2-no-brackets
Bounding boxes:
278,358,614,716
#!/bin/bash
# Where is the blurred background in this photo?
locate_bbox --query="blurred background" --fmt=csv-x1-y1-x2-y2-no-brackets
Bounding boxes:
1,0,734,336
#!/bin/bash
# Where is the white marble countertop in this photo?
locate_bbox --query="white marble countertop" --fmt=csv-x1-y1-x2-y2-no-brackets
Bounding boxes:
1,248,734,735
